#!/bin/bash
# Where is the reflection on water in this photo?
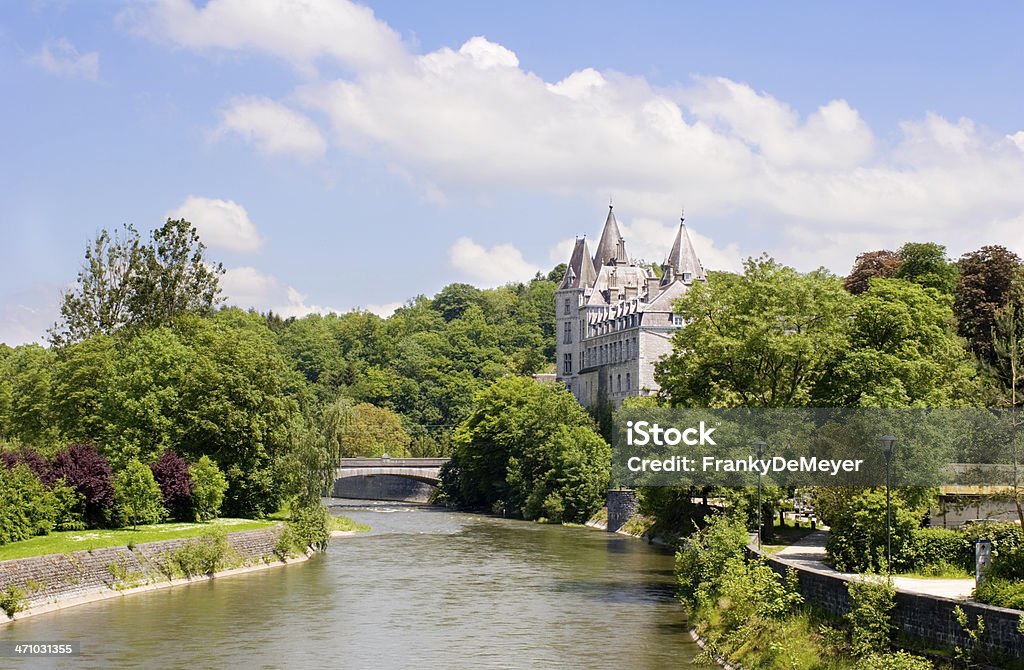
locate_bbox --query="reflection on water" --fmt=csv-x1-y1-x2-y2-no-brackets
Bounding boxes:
1,501,698,669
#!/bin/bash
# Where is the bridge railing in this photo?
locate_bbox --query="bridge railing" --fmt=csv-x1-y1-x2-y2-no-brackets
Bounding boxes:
338,457,450,468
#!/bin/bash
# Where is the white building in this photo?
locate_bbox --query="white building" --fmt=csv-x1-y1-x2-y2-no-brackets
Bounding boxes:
555,206,707,407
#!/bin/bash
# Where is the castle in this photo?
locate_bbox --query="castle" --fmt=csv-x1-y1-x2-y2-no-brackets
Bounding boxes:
555,206,707,407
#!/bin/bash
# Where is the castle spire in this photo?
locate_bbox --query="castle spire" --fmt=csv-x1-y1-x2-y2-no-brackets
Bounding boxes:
661,213,706,286
560,237,598,289
593,204,628,267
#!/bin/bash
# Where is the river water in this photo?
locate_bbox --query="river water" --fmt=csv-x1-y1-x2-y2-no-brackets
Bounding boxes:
1,501,699,669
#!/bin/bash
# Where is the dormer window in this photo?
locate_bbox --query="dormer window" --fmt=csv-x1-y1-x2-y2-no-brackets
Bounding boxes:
682,272,692,281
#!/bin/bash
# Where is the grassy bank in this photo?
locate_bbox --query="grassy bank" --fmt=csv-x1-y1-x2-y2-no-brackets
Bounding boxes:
328,515,370,533
0,519,277,561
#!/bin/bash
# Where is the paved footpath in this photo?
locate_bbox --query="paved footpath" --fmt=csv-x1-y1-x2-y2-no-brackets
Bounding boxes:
771,530,976,600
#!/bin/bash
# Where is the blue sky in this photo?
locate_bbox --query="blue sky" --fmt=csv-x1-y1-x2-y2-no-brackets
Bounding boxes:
3,1,1023,345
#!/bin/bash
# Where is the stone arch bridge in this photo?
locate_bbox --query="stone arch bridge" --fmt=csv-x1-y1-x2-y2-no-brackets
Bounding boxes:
332,458,449,502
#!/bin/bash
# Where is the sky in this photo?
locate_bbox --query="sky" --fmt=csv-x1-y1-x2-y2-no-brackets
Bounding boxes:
2,1,1024,345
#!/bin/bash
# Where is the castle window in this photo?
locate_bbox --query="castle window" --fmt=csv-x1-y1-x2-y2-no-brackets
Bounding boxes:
626,373,631,390
616,374,621,392
563,353,572,374
563,321,572,344
564,298,571,315
672,314,684,326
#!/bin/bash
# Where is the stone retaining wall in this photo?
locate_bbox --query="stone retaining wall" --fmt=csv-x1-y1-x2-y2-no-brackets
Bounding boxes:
759,551,1024,661
0,527,287,618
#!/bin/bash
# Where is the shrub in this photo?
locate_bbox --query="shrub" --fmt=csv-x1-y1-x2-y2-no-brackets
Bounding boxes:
150,451,193,520
827,489,919,573
288,503,329,552
675,513,749,609
166,528,230,577
911,527,970,573
113,458,166,529
48,477,85,531
847,577,896,657
189,455,227,521
0,464,59,543
0,584,26,617
0,448,48,480
716,557,803,631
49,443,114,526
273,524,298,560
975,576,1024,609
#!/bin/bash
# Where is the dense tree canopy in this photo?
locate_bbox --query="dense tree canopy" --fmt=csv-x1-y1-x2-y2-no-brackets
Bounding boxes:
656,257,851,407
442,376,609,522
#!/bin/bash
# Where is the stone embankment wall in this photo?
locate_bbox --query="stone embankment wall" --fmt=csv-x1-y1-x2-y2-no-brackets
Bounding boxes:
759,551,1024,660
0,527,289,620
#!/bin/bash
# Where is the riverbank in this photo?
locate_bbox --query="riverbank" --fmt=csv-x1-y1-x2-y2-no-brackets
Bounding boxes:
0,526,308,624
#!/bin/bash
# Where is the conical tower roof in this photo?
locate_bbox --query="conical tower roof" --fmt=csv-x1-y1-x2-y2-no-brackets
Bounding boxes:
661,216,706,286
560,237,598,289
593,205,628,267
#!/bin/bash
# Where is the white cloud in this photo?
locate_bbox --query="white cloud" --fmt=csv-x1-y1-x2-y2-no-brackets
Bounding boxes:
167,196,263,253
128,2,1024,269
0,303,51,346
221,266,339,317
449,237,540,286
215,97,326,159
617,217,743,273
119,0,404,76
359,301,402,317
31,38,98,80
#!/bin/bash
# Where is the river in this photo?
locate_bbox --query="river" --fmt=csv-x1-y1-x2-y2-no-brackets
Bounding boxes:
1,501,700,669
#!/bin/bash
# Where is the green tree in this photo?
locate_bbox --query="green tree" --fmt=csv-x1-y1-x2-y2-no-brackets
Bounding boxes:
101,328,194,468
128,219,225,329
816,278,979,408
0,345,57,447
49,225,143,346
0,464,62,543
51,335,116,444
521,424,610,523
113,458,167,528
431,283,484,322
656,257,851,407
895,242,958,294
189,455,228,521
447,376,606,519
340,402,411,458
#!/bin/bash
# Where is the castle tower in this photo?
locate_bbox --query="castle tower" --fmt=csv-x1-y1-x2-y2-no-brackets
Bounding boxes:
593,205,628,268
660,213,706,288
555,237,596,397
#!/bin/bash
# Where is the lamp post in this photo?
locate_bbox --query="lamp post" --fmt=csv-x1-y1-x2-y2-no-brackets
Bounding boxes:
752,440,767,550
880,435,897,574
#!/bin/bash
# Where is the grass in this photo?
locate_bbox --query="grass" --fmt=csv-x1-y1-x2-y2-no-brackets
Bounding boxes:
0,518,277,562
328,515,370,533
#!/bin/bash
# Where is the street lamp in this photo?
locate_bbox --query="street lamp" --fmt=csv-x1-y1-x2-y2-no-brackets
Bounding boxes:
752,440,767,550
880,435,897,574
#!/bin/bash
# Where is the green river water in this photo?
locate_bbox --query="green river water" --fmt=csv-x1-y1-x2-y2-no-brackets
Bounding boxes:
1,501,700,669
